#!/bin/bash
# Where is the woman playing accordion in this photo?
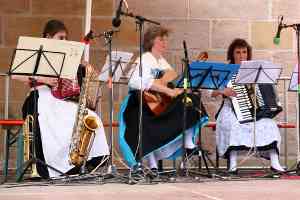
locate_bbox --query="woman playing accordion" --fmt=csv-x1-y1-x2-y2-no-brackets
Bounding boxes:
211,38,284,174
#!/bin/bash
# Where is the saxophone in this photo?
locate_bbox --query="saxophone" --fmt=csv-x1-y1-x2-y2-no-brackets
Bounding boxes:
69,65,99,167
23,114,39,178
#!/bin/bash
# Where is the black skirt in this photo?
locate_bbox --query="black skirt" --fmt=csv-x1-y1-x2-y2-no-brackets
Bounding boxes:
119,91,209,167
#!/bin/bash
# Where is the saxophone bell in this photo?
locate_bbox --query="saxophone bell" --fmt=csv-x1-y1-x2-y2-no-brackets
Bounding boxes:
69,64,100,168
69,115,99,167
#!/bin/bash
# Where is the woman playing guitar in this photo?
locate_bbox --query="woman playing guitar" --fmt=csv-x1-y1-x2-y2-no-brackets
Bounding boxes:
118,25,209,174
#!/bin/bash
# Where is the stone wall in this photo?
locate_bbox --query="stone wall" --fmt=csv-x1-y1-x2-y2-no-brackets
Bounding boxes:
0,0,298,171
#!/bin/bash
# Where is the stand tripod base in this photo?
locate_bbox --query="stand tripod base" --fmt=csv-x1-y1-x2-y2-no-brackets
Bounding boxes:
16,157,67,182
179,147,216,178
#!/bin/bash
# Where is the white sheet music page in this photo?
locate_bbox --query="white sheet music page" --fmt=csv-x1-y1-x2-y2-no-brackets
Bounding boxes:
98,51,134,82
11,36,85,79
235,60,282,84
289,64,298,91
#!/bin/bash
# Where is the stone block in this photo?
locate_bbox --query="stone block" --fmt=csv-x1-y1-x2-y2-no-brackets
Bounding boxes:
3,16,83,47
272,52,296,76
122,0,186,18
190,0,269,20
272,1,300,20
252,51,273,61
161,19,209,50
33,0,113,16
212,20,248,49
251,22,293,50
0,48,14,73
91,18,138,49
0,0,29,14
32,0,85,16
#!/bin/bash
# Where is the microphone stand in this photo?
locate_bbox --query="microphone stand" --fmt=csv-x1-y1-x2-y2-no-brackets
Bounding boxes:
121,11,160,183
181,41,191,176
280,23,300,175
98,29,127,182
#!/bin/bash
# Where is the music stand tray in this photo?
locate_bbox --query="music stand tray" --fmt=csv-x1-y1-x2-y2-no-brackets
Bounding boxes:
235,60,282,85
289,64,298,92
176,61,240,90
8,36,85,181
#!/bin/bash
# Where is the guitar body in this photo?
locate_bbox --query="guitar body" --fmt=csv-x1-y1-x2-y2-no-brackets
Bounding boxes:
143,51,208,116
143,70,178,116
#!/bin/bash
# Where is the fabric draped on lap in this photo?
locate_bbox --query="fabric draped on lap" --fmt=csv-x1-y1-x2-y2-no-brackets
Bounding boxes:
22,86,109,177
119,91,209,167
216,99,281,159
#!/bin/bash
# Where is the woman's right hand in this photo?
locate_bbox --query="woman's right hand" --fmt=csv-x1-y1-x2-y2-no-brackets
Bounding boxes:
168,88,183,98
222,87,237,97
41,77,58,86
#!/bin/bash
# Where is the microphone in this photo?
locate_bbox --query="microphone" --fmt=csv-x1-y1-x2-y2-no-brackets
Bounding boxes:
273,16,284,45
81,30,94,44
112,0,124,28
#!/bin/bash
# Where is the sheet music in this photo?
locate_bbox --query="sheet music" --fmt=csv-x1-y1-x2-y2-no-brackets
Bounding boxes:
289,64,298,91
98,51,135,82
235,60,282,84
10,36,85,79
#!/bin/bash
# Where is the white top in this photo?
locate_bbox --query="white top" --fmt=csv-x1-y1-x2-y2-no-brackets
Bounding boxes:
128,52,172,91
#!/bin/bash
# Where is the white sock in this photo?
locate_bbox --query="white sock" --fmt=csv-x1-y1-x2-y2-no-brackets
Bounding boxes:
269,149,284,171
184,127,197,149
146,153,158,169
229,150,237,171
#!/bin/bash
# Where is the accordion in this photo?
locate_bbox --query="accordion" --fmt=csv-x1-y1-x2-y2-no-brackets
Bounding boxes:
228,75,282,124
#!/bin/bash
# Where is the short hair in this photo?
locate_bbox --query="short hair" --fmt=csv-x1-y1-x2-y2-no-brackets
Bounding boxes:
143,26,170,52
42,19,68,38
227,38,252,64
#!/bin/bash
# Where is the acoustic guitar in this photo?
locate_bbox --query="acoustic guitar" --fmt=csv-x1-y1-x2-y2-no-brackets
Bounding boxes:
143,52,208,116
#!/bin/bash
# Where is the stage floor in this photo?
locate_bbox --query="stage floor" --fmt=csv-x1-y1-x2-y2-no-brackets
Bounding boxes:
1,177,300,200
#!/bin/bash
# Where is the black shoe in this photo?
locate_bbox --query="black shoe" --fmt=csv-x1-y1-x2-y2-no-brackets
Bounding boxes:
228,169,238,176
149,168,159,178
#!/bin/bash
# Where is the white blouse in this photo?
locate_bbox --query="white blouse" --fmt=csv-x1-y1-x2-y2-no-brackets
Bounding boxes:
128,52,172,91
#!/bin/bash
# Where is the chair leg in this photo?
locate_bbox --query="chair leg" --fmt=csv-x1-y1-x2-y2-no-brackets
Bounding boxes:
216,147,219,170
3,130,10,182
16,130,24,182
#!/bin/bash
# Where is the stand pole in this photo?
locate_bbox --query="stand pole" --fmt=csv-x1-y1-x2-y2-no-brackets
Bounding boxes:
181,40,190,176
137,20,144,167
103,31,117,175
295,25,300,174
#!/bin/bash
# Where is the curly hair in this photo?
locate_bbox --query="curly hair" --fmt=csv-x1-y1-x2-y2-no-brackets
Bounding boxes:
143,26,170,52
227,38,252,64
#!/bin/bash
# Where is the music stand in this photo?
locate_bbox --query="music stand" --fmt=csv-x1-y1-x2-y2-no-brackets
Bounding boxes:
289,64,298,92
234,60,282,170
98,50,135,178
176,60,239,177
99,51,136,84
8,36,84,181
